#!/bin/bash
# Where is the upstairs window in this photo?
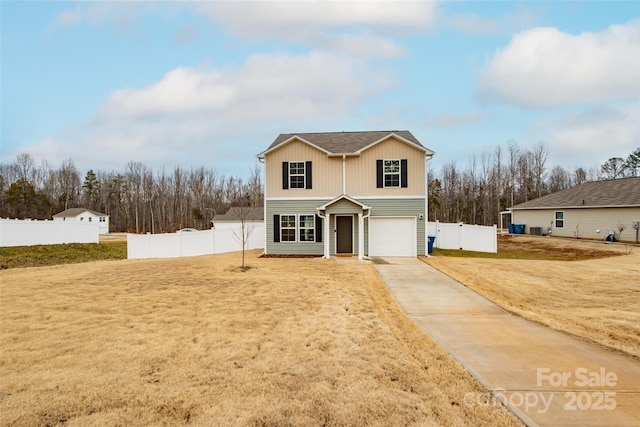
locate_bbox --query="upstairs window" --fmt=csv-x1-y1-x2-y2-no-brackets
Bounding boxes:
377,159,408,188
282,161,312,190
289,162,305,189
384,160,400,187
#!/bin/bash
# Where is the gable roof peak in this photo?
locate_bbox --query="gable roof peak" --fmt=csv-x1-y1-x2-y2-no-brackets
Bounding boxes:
511,176,640,209
258,130,434,158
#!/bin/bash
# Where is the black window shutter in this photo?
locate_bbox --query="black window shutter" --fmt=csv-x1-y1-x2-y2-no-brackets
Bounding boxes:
282,162,289,190
305,161,312,189
315,214,323,243
401,159,408,188
273,214,280,242
376,160,383,188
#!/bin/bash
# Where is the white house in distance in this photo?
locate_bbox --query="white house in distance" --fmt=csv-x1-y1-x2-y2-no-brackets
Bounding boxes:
53,208,110,235
510,177,640,243
211,206,264,229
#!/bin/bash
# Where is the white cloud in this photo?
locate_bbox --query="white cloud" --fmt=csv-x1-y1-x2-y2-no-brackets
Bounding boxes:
99,51,394,120
23,52,396,174
477,21,640,108
197,1,436,35
530,103,640,168
426,110,489,129
48,1,435,57
196,0,436,57
442,9,539,35
49,2,140,31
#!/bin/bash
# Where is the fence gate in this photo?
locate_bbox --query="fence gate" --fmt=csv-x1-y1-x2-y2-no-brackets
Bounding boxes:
428,221,497,253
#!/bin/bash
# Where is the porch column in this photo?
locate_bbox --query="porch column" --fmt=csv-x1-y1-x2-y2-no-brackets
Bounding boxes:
324,214,331,259
358,213,364,260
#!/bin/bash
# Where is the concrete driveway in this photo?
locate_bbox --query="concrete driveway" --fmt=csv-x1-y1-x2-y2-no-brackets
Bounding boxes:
374,257,640,427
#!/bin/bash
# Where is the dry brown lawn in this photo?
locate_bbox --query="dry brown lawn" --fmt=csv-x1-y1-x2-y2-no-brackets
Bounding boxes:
0,250,521,426
424,237,640,359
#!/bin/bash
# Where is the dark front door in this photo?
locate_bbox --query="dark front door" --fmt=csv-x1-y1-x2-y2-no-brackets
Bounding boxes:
336,216,353,254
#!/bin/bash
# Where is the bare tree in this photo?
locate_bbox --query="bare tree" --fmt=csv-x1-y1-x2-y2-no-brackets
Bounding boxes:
232,195,255,270
57,158,81,211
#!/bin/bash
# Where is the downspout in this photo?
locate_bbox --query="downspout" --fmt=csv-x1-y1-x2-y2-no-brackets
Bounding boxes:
258,157,267,255
425,154,432,256
316,209,330,259
362,207,371,259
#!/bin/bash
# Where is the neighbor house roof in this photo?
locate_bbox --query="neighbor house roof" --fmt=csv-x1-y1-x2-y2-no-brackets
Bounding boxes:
213,207,264,222
53,208,107,218
258,130,434,158
511,177,640,210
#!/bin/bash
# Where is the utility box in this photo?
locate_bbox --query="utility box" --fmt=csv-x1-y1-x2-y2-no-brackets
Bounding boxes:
633,221,639,230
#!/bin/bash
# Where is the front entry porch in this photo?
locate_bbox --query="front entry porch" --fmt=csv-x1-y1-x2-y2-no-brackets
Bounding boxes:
317,195,371,260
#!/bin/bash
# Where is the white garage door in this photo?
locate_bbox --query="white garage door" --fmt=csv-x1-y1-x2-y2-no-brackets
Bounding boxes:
369,217,416,257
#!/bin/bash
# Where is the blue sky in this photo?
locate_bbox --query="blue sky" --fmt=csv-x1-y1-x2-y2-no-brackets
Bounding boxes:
2,1,639,178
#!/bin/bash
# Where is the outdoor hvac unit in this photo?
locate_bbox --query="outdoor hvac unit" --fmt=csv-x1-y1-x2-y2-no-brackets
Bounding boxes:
530,226,543,236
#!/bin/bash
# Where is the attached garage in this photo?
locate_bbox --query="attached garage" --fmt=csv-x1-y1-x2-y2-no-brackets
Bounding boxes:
368,216,417,257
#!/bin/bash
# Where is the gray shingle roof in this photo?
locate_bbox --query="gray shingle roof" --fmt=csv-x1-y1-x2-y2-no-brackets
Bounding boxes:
214,207,264,221
511,177,640,209
53,208,107,217
263,130,428,155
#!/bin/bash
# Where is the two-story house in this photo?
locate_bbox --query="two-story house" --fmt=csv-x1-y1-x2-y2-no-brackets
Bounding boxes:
257,130,434,259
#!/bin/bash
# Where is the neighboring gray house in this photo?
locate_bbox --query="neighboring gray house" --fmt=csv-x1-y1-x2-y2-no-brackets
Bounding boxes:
212,207,264,229
257,130,435,258
53,208,110,235
510,177,640,242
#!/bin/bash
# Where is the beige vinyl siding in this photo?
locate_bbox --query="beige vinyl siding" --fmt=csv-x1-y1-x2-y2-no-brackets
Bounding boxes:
361,197,426,256
512,207,640,241
346,136,425,197
265,199,328,255
265,140,342,198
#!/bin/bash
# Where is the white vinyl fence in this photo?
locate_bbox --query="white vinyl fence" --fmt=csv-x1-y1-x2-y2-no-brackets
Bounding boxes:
0,219,99,247
127,224,265,259
428,221,497,253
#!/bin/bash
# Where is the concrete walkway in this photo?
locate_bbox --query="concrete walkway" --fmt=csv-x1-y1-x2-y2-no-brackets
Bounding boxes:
374,258,640,427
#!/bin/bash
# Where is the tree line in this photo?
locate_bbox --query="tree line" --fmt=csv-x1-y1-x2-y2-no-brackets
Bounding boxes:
428,143,639,225
1,144,638,231
0,154,263,233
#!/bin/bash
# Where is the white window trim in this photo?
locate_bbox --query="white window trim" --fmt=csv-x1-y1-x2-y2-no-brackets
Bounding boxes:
299,214,316,243
280,215,297,242
554,211,564,228
289,161,306,190
280,214,317,243
383,159,401,188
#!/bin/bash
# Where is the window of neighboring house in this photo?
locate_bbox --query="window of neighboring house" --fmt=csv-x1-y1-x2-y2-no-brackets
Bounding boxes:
281,215,297,242
555,211,564,228
99,217,106,222
289,162,305,189
80,217,84,221
88,217,92,222
299,215,315,242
